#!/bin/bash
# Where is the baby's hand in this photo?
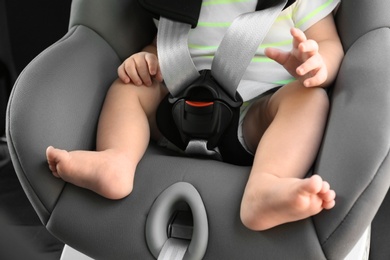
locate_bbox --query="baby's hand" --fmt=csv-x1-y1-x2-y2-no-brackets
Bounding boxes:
118,52,163,86
265,28,328,87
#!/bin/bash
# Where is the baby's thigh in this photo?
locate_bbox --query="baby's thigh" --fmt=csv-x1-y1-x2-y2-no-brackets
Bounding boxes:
133,80,168,140
241,93,275,153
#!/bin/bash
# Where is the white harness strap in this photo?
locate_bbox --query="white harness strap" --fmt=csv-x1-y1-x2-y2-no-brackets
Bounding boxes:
211,1,287,98
157,0,287,98
157,18,200,97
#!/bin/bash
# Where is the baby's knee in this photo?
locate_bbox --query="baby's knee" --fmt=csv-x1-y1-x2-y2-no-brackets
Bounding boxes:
308,88,329,111
299,87,329,118
109,78,143,95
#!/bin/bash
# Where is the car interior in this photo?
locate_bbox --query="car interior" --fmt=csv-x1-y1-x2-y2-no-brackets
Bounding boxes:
2,0,390,259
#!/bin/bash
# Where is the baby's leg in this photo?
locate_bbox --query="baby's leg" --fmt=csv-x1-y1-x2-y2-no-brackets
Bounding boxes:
46,79,168,200
240,81,336,230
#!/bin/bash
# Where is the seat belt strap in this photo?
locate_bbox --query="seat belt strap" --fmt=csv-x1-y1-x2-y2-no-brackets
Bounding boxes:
157,238,189,260
157,18,200,97
211,0,287,98
157,0,287,98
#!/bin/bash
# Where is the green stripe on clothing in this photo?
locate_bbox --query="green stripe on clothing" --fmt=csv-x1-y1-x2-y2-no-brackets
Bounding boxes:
295,0,335,28
260,39,292,49
273,78,295,85
275,14,292,23
252,57,273,63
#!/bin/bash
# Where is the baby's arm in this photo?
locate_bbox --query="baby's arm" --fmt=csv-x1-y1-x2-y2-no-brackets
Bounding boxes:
265,14,344,88
118,36,163,86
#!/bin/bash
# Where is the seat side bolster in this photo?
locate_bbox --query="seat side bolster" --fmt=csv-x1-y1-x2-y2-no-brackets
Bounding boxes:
6,25,121,225
313,28,390,259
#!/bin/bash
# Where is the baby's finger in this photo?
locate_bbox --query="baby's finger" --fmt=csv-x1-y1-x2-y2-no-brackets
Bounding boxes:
298,39,319,58
125,61,143,86
296,53,323,76
155,67,164,82
117,63,131,84
135,59,153,86
145,53,159,76
265,47,290,66
291,27,307,49
145,54,164,83
303,66,327,87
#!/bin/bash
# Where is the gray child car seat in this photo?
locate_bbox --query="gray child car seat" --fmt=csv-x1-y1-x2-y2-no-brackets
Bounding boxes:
6,0,390,259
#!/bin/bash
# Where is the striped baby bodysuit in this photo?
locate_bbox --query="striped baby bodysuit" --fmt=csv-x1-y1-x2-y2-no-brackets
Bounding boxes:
186,0,341,101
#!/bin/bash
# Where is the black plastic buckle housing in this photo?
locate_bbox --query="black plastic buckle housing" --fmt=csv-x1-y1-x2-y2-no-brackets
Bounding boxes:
169,70,243,150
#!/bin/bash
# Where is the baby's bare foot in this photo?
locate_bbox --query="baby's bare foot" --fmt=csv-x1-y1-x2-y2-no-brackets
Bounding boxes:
46,146,135,199
241,174,336,231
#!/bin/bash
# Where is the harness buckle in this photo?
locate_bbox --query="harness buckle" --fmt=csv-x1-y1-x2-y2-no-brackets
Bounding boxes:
169,70,243,152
